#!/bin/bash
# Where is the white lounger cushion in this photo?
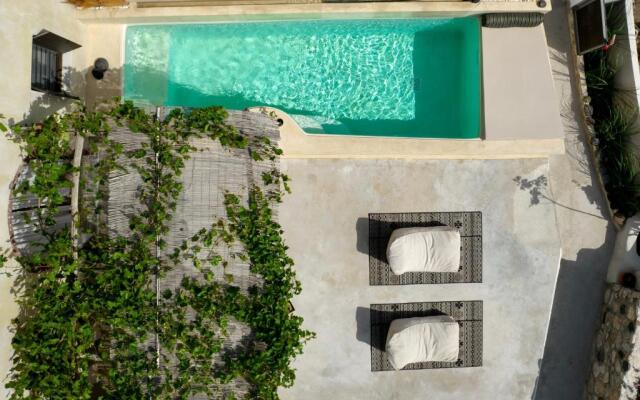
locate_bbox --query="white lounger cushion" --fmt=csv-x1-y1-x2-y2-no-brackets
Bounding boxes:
386,315,460,370
386,226,461,274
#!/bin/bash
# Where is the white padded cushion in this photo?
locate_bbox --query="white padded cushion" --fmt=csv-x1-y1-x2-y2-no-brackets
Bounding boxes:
385,315,460,370
386,226,461,274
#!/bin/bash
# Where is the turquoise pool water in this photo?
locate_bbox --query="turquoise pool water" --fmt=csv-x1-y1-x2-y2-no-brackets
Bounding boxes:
124,18,481,138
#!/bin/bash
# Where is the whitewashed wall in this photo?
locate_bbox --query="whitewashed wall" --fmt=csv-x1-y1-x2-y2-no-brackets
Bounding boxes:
0,2,88,399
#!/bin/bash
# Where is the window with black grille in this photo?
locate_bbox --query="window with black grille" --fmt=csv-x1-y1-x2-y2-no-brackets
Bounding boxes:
30,30,81,95
31,43,62,92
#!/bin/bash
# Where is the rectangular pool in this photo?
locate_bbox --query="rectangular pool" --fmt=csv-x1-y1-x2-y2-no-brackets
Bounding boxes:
124,18,481,139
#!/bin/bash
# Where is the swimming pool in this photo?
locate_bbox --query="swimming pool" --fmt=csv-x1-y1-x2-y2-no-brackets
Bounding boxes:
124,18,481,139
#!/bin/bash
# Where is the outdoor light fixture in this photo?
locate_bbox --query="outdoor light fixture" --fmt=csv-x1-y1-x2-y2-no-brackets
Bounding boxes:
92,57,109,80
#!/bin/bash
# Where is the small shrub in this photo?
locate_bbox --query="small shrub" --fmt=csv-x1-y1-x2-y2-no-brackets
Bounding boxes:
584,5,640,218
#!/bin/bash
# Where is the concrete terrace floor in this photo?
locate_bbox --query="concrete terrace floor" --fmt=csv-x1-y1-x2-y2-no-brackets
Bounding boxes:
0,1,614,399
533,0,616,398
279,3,615,400
279,158,562,399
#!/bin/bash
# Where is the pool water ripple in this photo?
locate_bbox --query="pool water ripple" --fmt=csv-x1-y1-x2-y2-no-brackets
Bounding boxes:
125,18,481,138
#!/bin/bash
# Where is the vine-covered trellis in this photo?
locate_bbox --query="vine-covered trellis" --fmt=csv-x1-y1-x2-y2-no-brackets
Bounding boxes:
0,101,313,399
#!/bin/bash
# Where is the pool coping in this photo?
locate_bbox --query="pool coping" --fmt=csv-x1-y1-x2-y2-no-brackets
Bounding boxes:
250,107,565,158
83,19,565,159
76,2,551,24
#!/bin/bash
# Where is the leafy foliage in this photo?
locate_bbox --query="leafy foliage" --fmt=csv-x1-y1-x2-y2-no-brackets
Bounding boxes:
2,101,311,399
220,189,313,398
584,5,640,218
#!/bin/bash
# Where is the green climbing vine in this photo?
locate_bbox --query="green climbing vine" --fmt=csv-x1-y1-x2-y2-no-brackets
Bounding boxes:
1,100,313,399
221,188,311,398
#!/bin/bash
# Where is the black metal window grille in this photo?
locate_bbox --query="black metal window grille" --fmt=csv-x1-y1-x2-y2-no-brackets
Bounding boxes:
31,43,62,93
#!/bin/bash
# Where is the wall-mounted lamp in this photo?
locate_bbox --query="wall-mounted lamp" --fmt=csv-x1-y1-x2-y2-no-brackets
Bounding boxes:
91,57,109,80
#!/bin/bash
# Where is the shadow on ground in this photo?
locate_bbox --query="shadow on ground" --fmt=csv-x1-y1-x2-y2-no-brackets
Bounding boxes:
356,306,372,349
532,237,614,400
532,0,617,398
355,305,448,352
356,217,369,256
355,215,448,263
515,174,606,219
